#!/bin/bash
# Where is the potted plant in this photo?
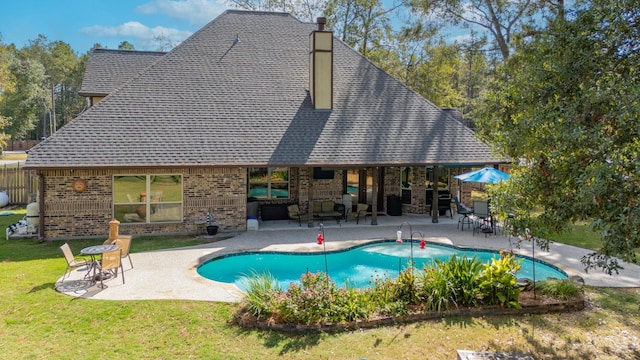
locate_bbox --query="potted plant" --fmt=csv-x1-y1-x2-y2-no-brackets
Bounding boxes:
206,211,219,235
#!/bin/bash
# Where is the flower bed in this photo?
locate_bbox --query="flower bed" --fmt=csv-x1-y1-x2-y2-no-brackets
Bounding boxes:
233,291,585,333
232,252,585,333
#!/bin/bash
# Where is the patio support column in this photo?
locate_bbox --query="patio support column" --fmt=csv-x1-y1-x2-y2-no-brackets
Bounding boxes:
307,167,315,228
371,167,378,225
432,165,439,223
38,172,44,241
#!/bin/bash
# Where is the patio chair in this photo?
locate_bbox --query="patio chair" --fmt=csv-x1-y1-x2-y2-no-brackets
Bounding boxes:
472,200,492,236
455,196,473,231
98,248,124,288
287,204,303,226
348,203,369,224
114,235,133,269
59,243,91,281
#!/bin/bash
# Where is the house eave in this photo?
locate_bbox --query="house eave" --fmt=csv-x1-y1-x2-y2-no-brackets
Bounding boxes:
23,159,508,171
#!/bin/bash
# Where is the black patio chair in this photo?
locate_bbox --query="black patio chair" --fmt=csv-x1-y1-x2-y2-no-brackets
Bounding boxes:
455,196,473,231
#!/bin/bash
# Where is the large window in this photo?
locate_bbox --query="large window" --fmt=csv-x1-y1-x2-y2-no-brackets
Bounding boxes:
113,175,183,223
248,167,289,199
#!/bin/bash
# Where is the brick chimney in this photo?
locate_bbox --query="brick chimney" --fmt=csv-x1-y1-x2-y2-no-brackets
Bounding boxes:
309,17,333,110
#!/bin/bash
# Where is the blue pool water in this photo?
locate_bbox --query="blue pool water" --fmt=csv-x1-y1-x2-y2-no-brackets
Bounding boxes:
197,240,567,291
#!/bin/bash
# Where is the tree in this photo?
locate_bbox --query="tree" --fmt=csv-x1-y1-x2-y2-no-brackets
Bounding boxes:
47,41,83,130
0,40,16,149
118,41,135,50
17,36,85,137
1,58,49,140
457,33,491,124
228,0,328,21
325,0,400,58
475,0,640,274
408,0,549,60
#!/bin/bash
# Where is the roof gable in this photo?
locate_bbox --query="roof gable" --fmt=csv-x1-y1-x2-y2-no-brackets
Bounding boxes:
78,48,166,97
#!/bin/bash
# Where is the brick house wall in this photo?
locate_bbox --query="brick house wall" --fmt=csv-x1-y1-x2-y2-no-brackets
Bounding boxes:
295,168,345,215
39,167,247,240
36,165,476,239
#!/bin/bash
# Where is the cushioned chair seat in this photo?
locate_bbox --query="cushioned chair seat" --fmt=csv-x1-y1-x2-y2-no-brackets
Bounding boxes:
287,204,303,226
312,201,342,224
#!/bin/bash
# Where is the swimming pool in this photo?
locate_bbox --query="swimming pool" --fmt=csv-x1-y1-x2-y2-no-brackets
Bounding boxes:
197,240,567,291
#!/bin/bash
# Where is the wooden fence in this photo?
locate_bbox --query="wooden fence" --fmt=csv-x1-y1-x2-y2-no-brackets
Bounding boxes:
0,165,38,205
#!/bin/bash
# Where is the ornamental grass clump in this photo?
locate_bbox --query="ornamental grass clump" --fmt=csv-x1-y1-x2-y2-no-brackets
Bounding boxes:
418,255,483,311
244,272,282,320
418,267,454,312
536,278,583,300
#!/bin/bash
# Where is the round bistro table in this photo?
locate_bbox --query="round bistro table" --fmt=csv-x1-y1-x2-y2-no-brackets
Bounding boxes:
80,244,118,282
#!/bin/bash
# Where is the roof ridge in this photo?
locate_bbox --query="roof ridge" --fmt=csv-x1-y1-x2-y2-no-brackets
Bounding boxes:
91,48,167,55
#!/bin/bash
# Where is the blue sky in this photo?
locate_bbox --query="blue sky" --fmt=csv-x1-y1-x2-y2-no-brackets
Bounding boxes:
1,0,231,53
1,0,472,54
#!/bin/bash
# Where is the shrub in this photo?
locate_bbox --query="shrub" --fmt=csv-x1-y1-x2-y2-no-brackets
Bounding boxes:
536,278,583,300
276,271,336,324
476,251,522,308
331,287,372,322
394,267,418,304
379,299,409,317
239,252,527,326
367,271,396,305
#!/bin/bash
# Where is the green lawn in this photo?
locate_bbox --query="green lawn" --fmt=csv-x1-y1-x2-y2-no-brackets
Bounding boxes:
547,222,605,252
1,210,638,359
1,152,28,161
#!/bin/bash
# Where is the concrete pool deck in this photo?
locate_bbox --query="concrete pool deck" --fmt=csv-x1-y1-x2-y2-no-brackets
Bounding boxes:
55,214,640,302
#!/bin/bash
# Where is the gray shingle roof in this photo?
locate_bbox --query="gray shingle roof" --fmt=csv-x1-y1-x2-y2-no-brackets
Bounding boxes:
26,10,502,169
78,48,166,96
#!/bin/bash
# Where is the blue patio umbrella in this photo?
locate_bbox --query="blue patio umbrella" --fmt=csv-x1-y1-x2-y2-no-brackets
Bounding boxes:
454,167,510,184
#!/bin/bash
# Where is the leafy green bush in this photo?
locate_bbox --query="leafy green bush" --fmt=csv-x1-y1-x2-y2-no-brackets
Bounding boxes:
394,267,417,304
476,251,522,308
331,287,372,322
276,271,336,324
536,278,583,300
367,271,396,305
240,252,527,325
379,299,409,317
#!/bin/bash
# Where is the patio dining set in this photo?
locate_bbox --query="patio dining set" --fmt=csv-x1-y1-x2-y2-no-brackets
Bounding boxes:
59,235,133,288
454,197,504,236
453,167,512,237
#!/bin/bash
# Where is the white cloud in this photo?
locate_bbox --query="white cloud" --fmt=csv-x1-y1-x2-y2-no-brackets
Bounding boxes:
137,0,229,26
79,21,193,49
